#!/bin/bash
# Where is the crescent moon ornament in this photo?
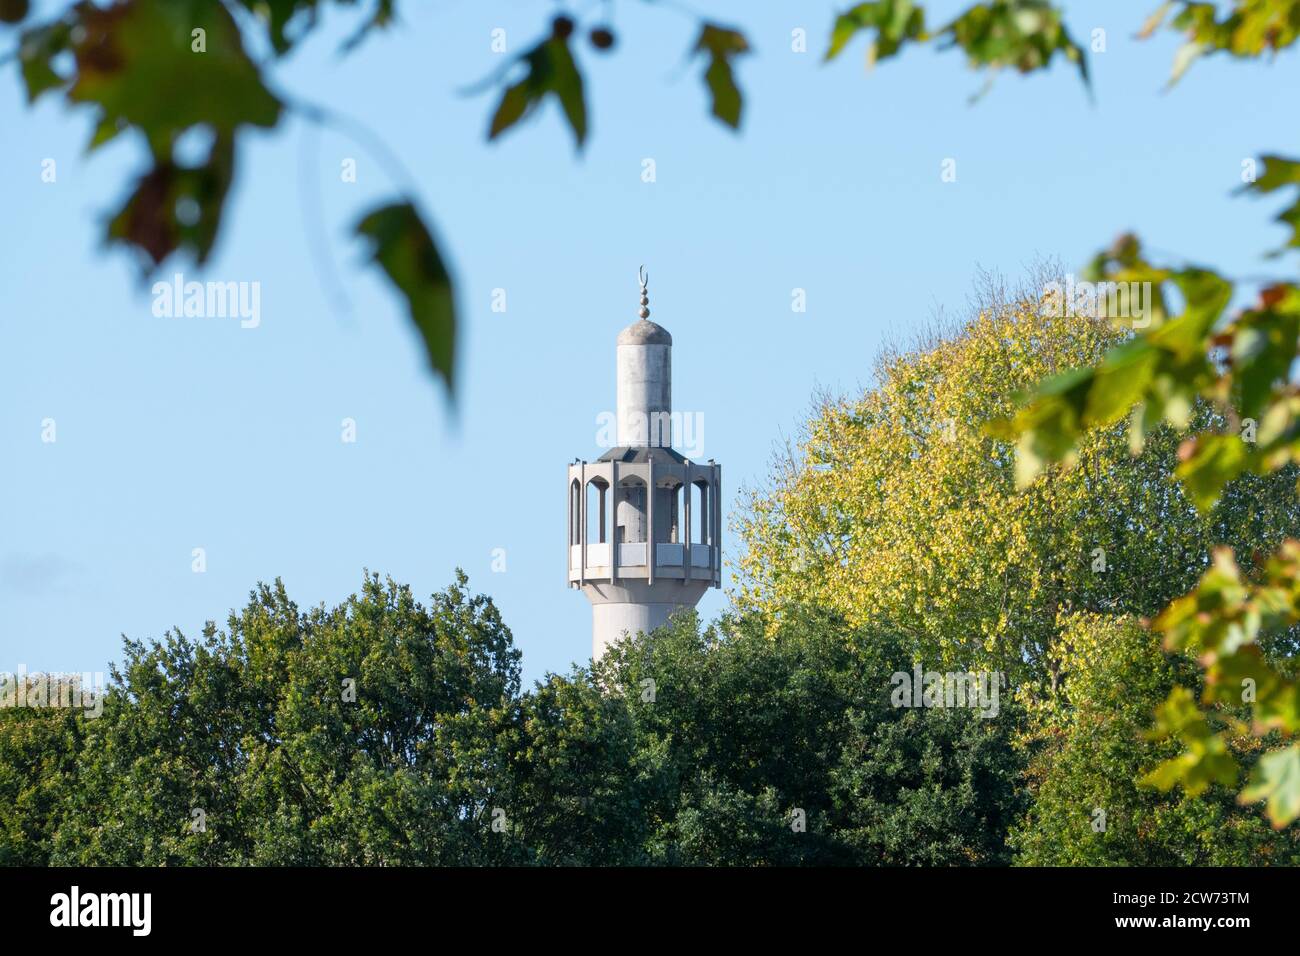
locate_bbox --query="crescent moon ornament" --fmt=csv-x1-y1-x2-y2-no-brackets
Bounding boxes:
638,266,650,319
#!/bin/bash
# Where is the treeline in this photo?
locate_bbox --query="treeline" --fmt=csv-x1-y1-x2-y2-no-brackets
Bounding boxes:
5,286,1300,865
0,574,1013,865
0,570,1295,866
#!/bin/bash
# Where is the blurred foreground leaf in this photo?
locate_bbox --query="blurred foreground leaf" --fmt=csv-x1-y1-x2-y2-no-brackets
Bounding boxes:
695,24,750,128
355,202,457,397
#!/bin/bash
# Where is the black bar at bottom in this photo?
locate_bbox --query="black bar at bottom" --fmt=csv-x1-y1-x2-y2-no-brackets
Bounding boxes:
0,865,1282,941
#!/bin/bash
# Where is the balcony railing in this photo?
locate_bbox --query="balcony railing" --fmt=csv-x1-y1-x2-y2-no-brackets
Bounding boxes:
569,541,717,579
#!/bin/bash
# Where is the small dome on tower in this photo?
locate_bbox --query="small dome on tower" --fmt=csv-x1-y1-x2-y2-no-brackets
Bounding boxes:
619,265,671,345
618,319,672,346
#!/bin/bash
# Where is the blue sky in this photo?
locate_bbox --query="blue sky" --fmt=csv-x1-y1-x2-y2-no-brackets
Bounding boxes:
3,0,1298,684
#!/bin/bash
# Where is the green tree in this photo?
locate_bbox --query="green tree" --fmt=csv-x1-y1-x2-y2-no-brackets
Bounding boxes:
25,571,520,866
499,671,648,864
2,581,1037,866
1011,614,1299,864
596,606,1026,865
993,1,1300,820
0,701,85,866
830,697,1026,866
9,567,1291,865
735,274,1300,687
600,607,864,865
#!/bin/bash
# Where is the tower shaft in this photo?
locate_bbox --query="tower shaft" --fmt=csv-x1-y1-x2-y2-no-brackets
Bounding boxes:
616,336,671,447
566,270,721,660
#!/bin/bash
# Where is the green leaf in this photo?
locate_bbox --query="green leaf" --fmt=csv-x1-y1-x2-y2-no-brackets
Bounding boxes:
1140,740,1238,797
1156,548,1253,655
1209,646,1300,734
1175,433,1251,513
489,83,532,140
13,2,281,272
940,1,1090,91
16,19,73,102
355,202,457,396
1230,288,1300,418
1161,0,1300,84
67,0,280,152
107,133,235,268
1003,240,1231,487
1167,40,1205,86
1146,685,1213,742
695,24,750,129
1240,155,1300,254
87,115,127,152
488,35,587,148
1084,341,1159,425
825,1,926,64
1239,744,1300,827
1141,686,1238,797
549,37,587,146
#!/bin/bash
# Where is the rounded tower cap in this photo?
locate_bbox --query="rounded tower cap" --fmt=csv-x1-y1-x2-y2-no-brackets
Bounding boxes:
618,319,672,346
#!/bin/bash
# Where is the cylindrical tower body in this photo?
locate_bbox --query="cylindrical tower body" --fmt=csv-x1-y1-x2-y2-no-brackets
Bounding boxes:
616,321,672,448
587,581,706,661
566,272,721,661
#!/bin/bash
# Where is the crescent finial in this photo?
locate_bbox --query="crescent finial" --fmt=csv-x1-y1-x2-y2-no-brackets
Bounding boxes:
637,266,650,319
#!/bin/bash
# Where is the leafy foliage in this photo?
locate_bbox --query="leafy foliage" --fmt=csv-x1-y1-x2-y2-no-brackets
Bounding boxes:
8,0,1300,845
1134,546,1300,821
1241,154,1300,256
537,606,1028,865
0,579,1028,866
10,0,457,394
943,0,1089,86
1011,614,1298,864
738,264,1300,832
971,10,1300,825
825,0,1088,94
19,0,276,269
827,0,926,66
0,705,83,866
736,276,1300,686
5,564,1294,862
1141,0,1300,85
8,0,1201,402
1000,202,1300,826
10,572,523,865
693,24,750,129
488,22,587,148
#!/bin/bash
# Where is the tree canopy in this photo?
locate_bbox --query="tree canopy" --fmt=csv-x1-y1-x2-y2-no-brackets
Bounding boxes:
736,275,1300,689
5,565,1297,864
0,573,1033,865
8,0,1300,853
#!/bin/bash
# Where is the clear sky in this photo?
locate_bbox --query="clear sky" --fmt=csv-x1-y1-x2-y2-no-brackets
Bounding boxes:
3,0,1298,685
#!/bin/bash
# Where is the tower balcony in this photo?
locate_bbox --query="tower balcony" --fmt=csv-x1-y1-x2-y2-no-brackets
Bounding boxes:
566,447,721,589
567,541,718,581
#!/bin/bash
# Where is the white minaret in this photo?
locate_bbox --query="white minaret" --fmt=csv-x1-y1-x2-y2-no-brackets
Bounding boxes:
567,268,721,660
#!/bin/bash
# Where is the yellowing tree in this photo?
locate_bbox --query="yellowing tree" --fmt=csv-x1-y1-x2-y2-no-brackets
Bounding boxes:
735,276,1300,687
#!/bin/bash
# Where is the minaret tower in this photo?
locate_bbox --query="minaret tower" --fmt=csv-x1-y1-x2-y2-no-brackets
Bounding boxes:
567,268,722,660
